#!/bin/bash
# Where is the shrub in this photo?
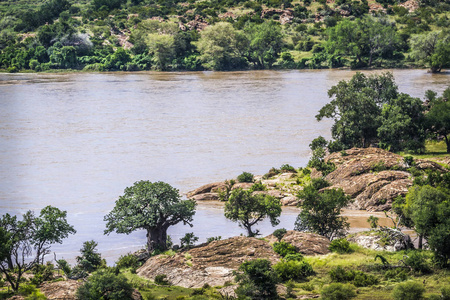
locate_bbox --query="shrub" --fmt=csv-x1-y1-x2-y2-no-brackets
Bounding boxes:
235,259,279,299
206,236,221,243
392,281,425,300
384,268,408,282
116,253,140,269
56,259,72,277
329,239,353,254
155,274,171,286
273,241,297,257
250,181,266,192
237,172,254,183
403,251,432,274
30,262,54,285
329,266,354,282
272,228,287,242
367,216,379,229
180,232,199,249
403,155,415,167
329,267,377,287
441,286,450,300
263,167,280,179
280,164,296,173
321,283,356,300
76,240,104,273
274,259,314,281
76,269,134,300
284,253,304,262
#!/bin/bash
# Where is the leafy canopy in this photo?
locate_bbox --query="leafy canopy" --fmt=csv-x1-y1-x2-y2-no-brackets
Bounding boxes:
224,188,281,237
104,180,196,252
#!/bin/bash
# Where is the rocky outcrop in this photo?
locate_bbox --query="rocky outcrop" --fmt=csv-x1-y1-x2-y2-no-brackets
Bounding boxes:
348,228,413,252
137,236,280,288
266,230,330,255
322,148,446,211
261,8,294,24
187,15,209,31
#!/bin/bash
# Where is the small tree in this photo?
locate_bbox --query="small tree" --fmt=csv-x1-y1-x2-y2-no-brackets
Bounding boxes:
426,87,450,153
104,181,196,253
180,232,199,249
224,188,281,237
0,206,76,291
76,240,103,273
76,269,134,300
295,182,351,240
235,259,279,299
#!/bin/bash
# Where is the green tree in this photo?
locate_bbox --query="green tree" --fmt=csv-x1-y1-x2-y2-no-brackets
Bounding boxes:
0,206,75,291
426,87,450,153
411,31,450,73
244,21,283,69
146,34,175,71
76,269,134,300
405,185,450,266
316,72,398,148
235,259,279,299
76,240,103,273
197,22,248,70
295,182,351,240
104,181,196,252
224,188,281,237
377,93,426,152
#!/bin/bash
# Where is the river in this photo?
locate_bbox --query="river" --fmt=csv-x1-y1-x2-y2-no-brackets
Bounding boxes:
0,69,448,264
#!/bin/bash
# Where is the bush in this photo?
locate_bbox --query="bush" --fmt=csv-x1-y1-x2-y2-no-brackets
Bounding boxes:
273,241,297,257
180,232,199,249
280,164,296,173
250,181,266,192
76,240,103,273
272,228,287,242
329,266,378,287
329,239,353,254
235,259,279,299
155,274,171,285
384,268,408,282
116,253,140,269
237,172,254,183
321,283,356,300
263,167,280,179
274,259,314,281
206,236,221,243
403,251,432,274
76,269,134,300
441,286,450,300
392,281,425,300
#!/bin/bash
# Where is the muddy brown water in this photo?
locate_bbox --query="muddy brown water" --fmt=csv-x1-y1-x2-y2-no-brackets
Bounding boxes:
0,70,448,263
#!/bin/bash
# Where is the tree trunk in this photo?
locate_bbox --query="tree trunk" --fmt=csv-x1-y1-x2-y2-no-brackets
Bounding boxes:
444,135,450,154
418,235,423,250
146,226,169,253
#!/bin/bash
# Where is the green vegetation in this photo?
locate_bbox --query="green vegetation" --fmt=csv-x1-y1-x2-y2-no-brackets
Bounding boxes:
295,179,351,240
224,188,281,237
0,0,449,72
235,259,279,299
0,206,75,291
104,180,196,253
76,268,134,300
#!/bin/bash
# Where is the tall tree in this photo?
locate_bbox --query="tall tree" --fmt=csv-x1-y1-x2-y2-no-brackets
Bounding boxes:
104,181,196,252
411,31,450,73
0,206,76,291
316,72,398,148
224,188,281,237
426,87,450,153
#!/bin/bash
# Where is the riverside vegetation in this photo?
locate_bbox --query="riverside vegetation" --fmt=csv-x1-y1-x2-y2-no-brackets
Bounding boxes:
0,0,449,72
0,73,449,299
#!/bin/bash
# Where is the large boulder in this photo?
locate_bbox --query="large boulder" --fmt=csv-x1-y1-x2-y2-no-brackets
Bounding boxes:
137,236,280,288
322,148,446,211
186,182,226,198
266,230,330,255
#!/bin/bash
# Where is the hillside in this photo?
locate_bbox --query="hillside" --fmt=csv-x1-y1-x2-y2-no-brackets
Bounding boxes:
0,0,449,72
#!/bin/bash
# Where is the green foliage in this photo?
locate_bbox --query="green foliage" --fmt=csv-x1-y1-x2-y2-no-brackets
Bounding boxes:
273,241,297,257
30,262,54,285
307,136,336,175
116,253,140,270
0,206,75,291
367,216,379,229
384,268,409,282
76,240,103,273
180,232,199,249
235,259,279,299
76,269,134,300
224,188,281,237
155,274,171,286
403,251,432,274
295,181,351,240
104,181,196,252
250,181,266,192
56,259,72,277
426,86,450,153
237,172,254,183
274,258,314,282
329,266,378,287
411,31,450,73
320,283,357,300
272,228,287,242
392,281,425,300
206,236,221,243
329,239,353,254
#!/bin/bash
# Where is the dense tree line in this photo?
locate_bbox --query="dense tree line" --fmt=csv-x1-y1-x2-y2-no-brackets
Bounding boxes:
0,0,449,72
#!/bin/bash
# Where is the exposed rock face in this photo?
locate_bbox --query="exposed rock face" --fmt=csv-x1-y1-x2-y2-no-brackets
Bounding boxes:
187,15,209,31
187,182,226,198
266,230,330,255
322,148,446,211
261,8,294,24
137,236,280,288
348,228,413,252
40,280,83,300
